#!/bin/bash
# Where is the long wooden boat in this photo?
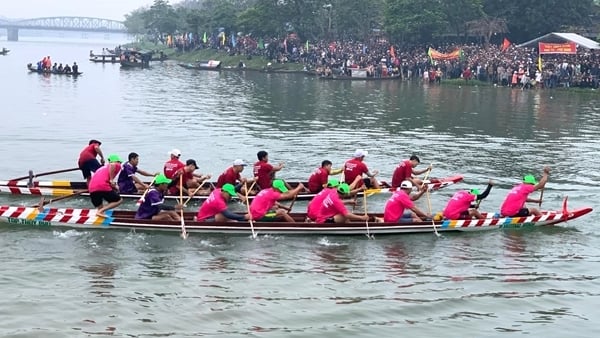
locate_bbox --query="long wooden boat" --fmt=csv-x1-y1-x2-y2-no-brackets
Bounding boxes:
0,198,590,235
0,175,464,202
89,55,120,63
178,60,222,71
319,73,401,81
27,64,82,76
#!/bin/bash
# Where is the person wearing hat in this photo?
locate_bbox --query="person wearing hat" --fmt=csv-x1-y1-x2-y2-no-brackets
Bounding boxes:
307,160,344,194
77,139,105,186
168,159,212,196
88,154,123,218
253,150,285,190
500,167,550,217
383,180,431,222
443,180,494,220
312,183,371,223
391,155,432,188
196,183,248,222
343,149,380,190
135,174,181,221
216,159,254,196
164,148,184,179
117,152,160,194
247,179,304,222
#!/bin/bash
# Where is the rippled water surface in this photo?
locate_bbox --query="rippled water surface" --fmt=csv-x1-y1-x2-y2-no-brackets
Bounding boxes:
1,40,599,337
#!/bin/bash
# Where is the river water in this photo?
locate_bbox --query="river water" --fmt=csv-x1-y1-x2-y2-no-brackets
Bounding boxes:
1,39,599,337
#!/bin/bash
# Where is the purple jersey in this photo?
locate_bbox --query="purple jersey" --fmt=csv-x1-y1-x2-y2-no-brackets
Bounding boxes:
118,161,138,194
135,189,164,219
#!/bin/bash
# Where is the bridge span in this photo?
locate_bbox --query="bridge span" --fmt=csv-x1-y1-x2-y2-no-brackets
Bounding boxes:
0,17,127,41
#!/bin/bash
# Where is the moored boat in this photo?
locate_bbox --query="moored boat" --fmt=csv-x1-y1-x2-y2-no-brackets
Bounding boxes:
178,60,222,71
319,73,401,81
0,199,590,236
0,175,464,202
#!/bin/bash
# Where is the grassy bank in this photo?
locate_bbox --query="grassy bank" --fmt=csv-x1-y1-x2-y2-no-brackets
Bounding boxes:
124,41,304,71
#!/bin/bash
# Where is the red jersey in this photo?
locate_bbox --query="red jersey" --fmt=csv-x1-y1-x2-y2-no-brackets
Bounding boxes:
308,167,329,193
164,159,185,179
391,160,413,188
343,158,369,187
217,167,240,188
78,143,99,166
254,160,274,190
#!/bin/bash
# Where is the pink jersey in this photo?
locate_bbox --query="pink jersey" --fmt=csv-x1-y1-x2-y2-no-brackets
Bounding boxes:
391,160,413,188
249,188,281,219
88,163,122,193
307,188,335,221
443,190,476,219
196,189,227,221
383,190,414,222
315,191,348,223
500,183,536,216
308,167,329,193
343,158,368,187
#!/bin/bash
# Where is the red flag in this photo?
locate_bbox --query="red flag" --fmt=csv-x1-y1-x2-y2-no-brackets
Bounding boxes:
390,45,396,58
501,38,511,52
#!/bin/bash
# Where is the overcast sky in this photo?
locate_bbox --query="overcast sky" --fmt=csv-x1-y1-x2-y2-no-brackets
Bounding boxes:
2,0,153,21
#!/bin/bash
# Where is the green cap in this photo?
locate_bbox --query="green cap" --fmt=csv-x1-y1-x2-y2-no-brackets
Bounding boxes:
470,188,480,195
327,178,340,187
523,174,537,185
272,179,288,193
107,154,122,163
154,173,171,185
221,183,237,197
337,183,350,194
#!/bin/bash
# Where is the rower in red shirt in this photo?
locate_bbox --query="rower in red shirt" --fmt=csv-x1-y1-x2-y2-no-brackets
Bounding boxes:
391,155,431,188
169,159,211,196
307,160,343,193
163,148,184,179
216,159,254,197
253,150,284,190
343,149,380,190
77,139,105,186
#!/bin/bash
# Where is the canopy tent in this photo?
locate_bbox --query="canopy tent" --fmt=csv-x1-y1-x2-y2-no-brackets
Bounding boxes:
517,32,600,50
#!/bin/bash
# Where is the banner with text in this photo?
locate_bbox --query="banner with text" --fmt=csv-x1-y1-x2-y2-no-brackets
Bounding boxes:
427,47,462,61
538,42,577,54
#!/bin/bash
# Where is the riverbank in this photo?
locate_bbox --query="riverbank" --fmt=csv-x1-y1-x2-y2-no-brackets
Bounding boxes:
125,41,305,71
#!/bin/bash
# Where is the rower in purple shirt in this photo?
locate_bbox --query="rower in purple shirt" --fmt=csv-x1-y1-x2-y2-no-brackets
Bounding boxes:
135,174,181,221
117,152,159,194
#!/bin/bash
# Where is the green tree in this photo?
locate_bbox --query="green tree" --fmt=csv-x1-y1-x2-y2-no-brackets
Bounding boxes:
124,8,148,35
384,0,447,44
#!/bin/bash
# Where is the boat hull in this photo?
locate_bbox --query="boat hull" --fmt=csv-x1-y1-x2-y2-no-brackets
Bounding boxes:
0,205,591,236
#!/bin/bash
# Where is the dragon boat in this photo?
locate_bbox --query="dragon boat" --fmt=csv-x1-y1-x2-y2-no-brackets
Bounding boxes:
0,175,464,202
0,198,590,236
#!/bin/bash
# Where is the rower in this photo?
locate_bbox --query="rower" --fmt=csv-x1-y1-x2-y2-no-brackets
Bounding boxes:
383,180,430,222
247,179,304,222
253,150,284,190
135,174,181,221
343,149,380,190
307,160,343,194
77,139,105,186
88,154,123,218
196,183,248,222
216,159,253,197
311,183,370,223
117,152,159,194
391,155,432,188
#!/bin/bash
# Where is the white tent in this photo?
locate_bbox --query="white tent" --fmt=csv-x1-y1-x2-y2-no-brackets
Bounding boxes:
517,32,600,50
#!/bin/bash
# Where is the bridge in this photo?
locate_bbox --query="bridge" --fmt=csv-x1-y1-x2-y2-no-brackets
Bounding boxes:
0,17,127,41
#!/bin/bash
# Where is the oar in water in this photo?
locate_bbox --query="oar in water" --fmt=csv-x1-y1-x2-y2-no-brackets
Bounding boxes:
421,166,440,237
244,181,257,239
35,190,88,211
179,175,188,239
539,188,544,207
363,192,373,239
11,167,79,182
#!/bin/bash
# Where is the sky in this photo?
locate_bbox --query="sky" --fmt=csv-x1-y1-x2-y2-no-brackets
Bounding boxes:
1,0,154,21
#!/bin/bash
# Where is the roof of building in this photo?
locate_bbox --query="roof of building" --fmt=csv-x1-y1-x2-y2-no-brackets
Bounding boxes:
517,32,600,50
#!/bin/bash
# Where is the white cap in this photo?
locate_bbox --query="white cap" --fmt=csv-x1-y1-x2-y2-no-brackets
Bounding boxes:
168,149,181,157
400,180,413,189
354,149,368,158
233,159,247,166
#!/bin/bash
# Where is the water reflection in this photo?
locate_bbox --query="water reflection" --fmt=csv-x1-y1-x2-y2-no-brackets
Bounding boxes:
139,255,179,278
79,263,116,298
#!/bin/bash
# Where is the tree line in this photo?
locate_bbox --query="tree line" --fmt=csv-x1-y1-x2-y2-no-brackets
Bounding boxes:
124,0,599,46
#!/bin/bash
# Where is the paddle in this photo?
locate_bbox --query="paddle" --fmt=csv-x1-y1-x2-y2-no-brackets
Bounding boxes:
424,188,440,237
539,188,544,207
244,181,257,239
183,177,210,207
135,176,157,206
34,190,88,211
179,175,188,239
11,167,79,182
363,192,373,239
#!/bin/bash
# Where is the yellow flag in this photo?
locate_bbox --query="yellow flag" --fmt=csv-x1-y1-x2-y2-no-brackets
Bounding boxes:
222,33,225,45
538,55,542,71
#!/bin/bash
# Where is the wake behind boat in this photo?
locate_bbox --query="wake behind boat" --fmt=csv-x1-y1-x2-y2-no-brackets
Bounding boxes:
0,175,464,202
0,198,590,236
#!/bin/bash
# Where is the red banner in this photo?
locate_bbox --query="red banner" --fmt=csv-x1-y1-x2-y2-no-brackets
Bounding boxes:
538,42,577,54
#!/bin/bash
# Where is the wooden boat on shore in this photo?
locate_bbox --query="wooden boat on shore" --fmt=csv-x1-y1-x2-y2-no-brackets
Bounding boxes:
178,60,222,71
0,198,590,236
27,64,82,76
319,73,401,81
89,54,120,63
0,175,464,202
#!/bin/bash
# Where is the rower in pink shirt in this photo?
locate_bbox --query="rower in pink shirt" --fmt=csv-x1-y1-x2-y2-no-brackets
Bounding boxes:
88,154,123,217
500,167,550,217
443,180,494,219
312,183,369,224
383,180,430,223
248,179,304,222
